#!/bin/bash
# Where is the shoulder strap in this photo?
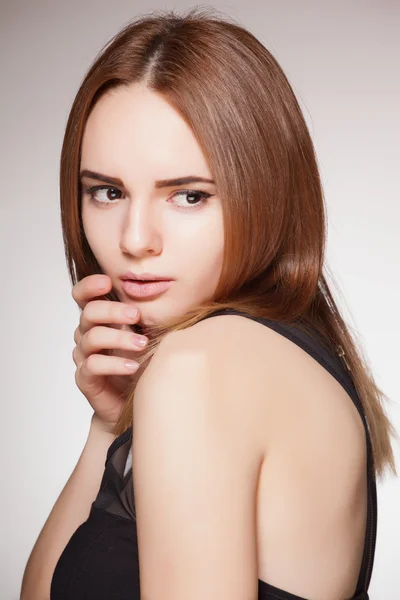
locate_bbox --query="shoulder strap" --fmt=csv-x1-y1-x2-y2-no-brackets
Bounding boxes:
106,426,133,466
198,307,377,594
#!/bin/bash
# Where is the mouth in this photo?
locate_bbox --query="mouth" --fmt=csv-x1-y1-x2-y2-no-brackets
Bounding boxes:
120,278,174,299
120,271,172,282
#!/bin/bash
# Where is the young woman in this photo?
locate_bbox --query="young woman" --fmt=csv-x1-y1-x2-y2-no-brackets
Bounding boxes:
21,7,397,600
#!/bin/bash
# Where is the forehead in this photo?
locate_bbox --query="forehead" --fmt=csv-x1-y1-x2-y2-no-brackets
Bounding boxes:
80,85,212,180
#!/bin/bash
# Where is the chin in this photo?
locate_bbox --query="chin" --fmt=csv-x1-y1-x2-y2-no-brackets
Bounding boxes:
138,304,183,331
137,311,162,330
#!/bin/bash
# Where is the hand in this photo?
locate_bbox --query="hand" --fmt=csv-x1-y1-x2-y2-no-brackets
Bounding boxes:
71,274,148,433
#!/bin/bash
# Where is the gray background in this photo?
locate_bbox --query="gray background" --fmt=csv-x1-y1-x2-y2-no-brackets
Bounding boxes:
1,0,399,598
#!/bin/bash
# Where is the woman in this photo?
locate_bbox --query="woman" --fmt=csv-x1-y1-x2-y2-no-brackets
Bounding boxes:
21,7,397,600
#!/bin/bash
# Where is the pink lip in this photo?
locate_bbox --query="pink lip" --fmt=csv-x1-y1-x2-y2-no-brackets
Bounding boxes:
120,271,171,282
121,279,173,299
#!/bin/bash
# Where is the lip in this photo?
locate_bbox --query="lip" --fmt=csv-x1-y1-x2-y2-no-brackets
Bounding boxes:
120,271,172,282
121,279,174,299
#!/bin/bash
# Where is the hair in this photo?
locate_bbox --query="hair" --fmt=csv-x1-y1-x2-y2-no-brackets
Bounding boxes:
60,5,397,480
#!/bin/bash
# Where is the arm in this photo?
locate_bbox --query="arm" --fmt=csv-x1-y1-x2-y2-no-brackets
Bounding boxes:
132,327,266,600
20,414,116,600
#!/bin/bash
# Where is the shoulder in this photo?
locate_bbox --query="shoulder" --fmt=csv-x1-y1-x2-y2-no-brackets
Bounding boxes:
148,311,285,366
135,312,293,455
134,315,282,452
137,311,365,464
131,313,276,598
138,311,287,397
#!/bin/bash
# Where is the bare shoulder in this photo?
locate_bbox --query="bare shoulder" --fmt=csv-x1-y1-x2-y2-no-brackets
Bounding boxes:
146,311,367,465
139,313,368,597
139,313,286,456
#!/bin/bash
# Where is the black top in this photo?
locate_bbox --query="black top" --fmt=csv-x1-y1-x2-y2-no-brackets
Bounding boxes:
50,308,377,600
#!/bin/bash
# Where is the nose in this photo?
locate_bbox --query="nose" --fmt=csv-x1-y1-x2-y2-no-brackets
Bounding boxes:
119,197,162,257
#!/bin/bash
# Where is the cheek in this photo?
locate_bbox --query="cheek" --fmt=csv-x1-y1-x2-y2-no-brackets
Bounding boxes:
82,206,114,253
210,219,225,264
197,226,224,280
81,204,96,245
203,213,224,271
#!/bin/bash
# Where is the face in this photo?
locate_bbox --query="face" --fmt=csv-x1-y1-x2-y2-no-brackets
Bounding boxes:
80,84,224,328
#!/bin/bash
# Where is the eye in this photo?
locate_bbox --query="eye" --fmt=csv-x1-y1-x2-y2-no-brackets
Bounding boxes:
170,190,213,211
82,185,213,211
83,185,122,206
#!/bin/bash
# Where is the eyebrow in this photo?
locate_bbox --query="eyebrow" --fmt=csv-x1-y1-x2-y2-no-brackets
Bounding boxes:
79,170,215,188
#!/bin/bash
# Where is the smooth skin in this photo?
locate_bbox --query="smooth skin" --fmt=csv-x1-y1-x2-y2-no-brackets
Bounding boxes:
80,84,224,331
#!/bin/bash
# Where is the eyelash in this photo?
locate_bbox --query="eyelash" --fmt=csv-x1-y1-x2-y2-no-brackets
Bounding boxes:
82,185,213,211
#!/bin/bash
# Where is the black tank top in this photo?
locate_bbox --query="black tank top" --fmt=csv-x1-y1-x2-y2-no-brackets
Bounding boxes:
50,308,377,600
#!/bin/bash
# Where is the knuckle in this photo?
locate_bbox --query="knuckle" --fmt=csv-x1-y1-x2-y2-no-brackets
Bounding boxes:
79,313,86,332
72,346,83,366
83,298,96,316
85,327,97,349
71,281,80,300
74,368,82,390
84,354,96,372
80,302,95,331
81,303,91,322
118,329,129,346
73,327,80,345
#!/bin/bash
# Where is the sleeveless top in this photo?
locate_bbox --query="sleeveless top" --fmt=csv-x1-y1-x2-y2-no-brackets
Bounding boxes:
50,308,377,600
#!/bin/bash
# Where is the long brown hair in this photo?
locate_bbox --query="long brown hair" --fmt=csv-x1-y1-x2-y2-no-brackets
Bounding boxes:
60,6,397,479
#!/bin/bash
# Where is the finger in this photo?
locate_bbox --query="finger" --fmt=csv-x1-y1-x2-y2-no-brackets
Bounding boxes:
81,325,148,358
73,325,82,346
79,299,140,337
72,344,84,368
79,354,140,382
72,274,112,311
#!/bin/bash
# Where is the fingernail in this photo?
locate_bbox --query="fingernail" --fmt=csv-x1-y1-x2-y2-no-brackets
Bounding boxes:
125,361,139,371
